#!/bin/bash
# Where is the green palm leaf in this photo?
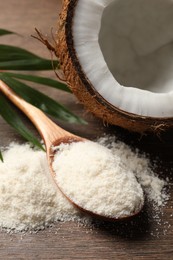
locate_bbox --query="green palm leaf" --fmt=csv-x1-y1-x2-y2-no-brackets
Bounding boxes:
1,72,71,93
0,29,14,36
0,151,3,162
0,45,56,70
0,93,44,151
0,28,86,161
0,75,86,124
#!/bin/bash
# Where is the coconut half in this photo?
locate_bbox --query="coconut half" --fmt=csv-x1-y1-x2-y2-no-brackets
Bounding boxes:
56,0,173,132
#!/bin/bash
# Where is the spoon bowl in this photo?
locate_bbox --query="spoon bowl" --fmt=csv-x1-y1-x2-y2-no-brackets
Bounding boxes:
0,80,144,221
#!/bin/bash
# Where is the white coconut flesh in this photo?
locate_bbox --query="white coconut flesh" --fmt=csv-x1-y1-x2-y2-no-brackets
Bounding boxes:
72,0,173,118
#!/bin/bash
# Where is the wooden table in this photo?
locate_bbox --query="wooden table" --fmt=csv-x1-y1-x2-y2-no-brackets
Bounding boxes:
0,1,173,259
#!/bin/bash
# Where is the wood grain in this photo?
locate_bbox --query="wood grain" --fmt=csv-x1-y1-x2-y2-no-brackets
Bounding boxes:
0,1,173,259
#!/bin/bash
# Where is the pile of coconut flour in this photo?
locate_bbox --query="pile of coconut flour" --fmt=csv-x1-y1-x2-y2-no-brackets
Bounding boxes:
52,141,144,218
0,136,169,233
0,143,81,232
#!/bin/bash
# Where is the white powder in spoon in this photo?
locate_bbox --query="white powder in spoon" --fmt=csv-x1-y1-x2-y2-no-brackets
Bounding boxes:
53,141,144,219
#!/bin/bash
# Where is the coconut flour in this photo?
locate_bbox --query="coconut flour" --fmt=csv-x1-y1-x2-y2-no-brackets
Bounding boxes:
0,143,81,232
0,135,169,232
52,141,144,218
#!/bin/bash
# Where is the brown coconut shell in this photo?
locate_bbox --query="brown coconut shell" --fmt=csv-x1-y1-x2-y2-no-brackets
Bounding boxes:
56,0,173,133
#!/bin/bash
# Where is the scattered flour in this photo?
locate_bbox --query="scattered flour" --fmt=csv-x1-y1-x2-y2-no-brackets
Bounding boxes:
53,141,144,218
0,135,169,233
98,136,168,207
0,143,83,232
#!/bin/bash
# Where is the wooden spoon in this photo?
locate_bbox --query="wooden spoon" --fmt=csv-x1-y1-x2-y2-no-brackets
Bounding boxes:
0,80,143,221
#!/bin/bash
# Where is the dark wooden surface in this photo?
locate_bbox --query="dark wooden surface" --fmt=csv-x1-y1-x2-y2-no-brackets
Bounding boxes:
0,1,173,259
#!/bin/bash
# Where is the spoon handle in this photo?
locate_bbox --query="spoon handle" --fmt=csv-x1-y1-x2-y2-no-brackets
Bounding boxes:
0,80,73,147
